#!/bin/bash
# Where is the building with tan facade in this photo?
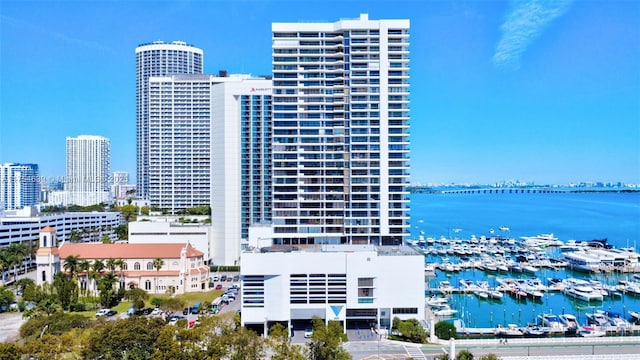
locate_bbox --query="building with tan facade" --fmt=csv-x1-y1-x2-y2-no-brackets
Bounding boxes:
58,242,209,295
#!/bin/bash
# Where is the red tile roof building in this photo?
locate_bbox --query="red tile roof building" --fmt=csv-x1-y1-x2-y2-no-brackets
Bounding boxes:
59,242,209,295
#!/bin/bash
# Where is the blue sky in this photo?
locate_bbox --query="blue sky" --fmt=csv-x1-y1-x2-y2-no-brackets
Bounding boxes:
1,0,639,185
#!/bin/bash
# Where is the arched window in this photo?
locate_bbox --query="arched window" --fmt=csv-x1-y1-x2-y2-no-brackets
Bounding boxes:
145,280,151,290
41,270,46,282
146,262,153,270
134,262,140,270
122,263,128,270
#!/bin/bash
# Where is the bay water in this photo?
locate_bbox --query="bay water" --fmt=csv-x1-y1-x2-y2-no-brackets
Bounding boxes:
409,192,640,330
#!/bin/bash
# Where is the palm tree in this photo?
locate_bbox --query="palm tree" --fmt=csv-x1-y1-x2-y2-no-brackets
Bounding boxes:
98,273,119,307
63,254,80,281
78,259,91,298
106,258,116,273
89,259,105,295
152,257,164,294
7,242,26,279
69,229,81,243
114,258,126,290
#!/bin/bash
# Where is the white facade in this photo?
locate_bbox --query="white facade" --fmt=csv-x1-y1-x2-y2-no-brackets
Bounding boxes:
128,218,211,261
0,163,40,210
271,14,411,246
210,79,272,266
0,207,121,248
240,245,424,332
136,41,204,200
35,227,60,286
65,135,111,206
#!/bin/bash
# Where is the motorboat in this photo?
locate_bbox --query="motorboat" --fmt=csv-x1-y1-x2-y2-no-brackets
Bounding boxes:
538,314,564,331
586,310,609,327
522,325,548,337
495,324,523,337
488,289,504,300
578,326,606,337
433,305,458,317
629,311,640,323
474,289,489,300
564,285,604,302
426,296,449,308
558,314,578,334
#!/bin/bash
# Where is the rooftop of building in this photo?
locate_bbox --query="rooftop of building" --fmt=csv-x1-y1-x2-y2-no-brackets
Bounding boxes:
59,242,203,260
255,244,420,256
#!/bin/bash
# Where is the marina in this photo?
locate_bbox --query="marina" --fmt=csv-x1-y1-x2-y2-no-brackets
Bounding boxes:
410,191,640,339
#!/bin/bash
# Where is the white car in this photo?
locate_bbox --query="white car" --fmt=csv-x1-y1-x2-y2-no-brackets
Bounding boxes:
151,308,162,316
212,275,219,281
95,309,110,317
304,327,313,338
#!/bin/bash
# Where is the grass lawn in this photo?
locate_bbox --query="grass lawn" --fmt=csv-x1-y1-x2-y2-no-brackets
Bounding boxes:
65,289,225,318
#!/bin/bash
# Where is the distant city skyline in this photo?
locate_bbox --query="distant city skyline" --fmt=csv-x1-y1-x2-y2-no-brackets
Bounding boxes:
1,1,638,185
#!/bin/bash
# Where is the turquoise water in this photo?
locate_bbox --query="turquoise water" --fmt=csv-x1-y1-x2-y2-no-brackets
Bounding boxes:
410,192,640,330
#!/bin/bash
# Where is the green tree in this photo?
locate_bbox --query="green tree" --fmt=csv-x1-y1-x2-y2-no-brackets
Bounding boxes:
101,234,111,244
0,343,21,360
435,320,457,340
69,229,81,243
14,277,35,294
478,354,499,360
0,287,15,309
269,323,305,360
152,257,164,294
125,288,149,310
397,318,426,343
455,349,474,360
52,272,77,311
82,316,165,359
98,273,119,307
115,223,128,240
118,204,139,222
307,317,351,360
78,259,91,298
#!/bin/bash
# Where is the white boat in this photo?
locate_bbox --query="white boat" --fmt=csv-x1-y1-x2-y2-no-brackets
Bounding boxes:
495,324,523,337
523,265,539,274
434,305,458,317
578,326,606,337
558,314,578,333
521,234,563,247
562,251,602,272
564,285,604,302
629,311,640,323
488,290,504,300
538,314,564,331
426,296,449,308
586,310,609,326
499,226,510,232
438,281,455,294
474,289,489,300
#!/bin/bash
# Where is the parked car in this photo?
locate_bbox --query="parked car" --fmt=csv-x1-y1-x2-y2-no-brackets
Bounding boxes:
212,275,219,281
168,315,185,326
106,310,117,317
220,275,227,282
96,309,111,317
215,284,223,290
151,308,162,316
304,327,314,338
182,307,190,315
232,275,240,282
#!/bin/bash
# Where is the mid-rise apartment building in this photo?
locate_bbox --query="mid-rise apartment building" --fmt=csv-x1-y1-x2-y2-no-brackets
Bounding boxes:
0,163,40,210
271,14,411,246
65,135,111,206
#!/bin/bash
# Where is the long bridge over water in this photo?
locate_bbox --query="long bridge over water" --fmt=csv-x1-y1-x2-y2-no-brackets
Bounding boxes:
410,187,638,195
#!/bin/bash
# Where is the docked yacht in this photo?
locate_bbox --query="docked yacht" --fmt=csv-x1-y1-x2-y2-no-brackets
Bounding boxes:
558,314,579,334
538,314,564,331
495,324,524,337
433,305,458,317
586,310,609,327
564,282,604,302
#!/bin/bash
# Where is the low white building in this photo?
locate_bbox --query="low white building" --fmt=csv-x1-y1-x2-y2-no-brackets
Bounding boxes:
240,245,424,334
128,217,211,262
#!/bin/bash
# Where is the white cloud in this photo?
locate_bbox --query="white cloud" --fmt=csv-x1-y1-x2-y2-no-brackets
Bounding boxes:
0,15,112,53
493,0,573,70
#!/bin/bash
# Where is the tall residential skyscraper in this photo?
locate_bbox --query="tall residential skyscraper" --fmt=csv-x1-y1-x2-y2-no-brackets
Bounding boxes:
136,41,204,200
271,14,411,246
210,78,272,265
65,135,111,206
0,163,40,210
146,73,271,265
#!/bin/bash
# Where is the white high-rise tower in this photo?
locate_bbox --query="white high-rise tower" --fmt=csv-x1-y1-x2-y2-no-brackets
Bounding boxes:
65,135,111,206
136,40,203,200
271,14,411,246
